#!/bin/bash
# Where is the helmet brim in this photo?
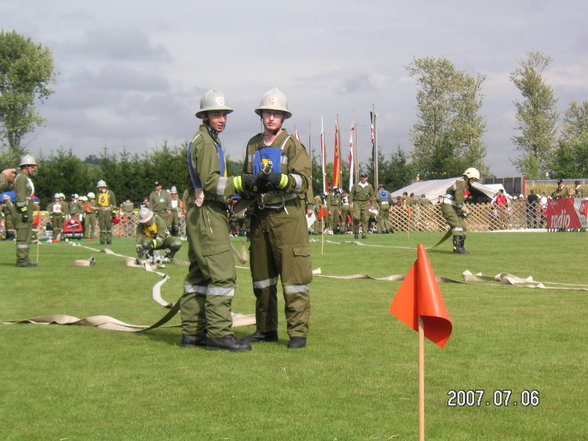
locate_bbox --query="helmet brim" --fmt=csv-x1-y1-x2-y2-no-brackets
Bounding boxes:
138,212,154,223
195,108,234,119
255,108,292,119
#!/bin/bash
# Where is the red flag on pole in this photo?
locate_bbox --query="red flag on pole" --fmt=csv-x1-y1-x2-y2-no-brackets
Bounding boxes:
390,244,452,348
332,121,340,189
317,205,328,220
320,117,329,194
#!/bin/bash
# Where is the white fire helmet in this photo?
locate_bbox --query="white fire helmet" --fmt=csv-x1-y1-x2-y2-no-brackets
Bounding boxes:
463,167,480,181
19,154,37,167
195,89,234,119
138,207,154,224
255,87,292,119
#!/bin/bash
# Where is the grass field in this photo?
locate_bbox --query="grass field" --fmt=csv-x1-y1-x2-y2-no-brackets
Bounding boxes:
0,231,587,441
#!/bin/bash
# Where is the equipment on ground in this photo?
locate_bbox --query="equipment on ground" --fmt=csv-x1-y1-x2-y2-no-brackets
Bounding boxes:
62,219,84,240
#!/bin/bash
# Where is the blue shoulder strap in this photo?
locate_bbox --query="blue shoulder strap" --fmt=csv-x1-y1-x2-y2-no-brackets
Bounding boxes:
187,138,202,188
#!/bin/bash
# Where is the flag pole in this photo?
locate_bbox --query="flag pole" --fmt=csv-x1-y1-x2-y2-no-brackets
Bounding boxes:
36,224,41,264
418,316,425,441
321,216,325,255
337,114,342,188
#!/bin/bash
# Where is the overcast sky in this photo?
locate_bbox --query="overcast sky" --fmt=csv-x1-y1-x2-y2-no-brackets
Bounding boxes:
3,0,588,178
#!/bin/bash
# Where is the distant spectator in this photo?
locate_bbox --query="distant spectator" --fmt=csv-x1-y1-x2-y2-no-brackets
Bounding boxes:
572,180,584,198
526,189,540,228
551,179,570,199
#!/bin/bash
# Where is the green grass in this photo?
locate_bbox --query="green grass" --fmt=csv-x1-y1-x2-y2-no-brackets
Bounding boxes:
0,232,587,441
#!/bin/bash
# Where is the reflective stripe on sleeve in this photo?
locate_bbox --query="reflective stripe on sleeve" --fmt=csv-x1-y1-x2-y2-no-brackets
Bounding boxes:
291,174,303,193
217,177,228,196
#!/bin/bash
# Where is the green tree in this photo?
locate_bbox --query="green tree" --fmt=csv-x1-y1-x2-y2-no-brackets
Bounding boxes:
385,147,417,192
510,51,559,178
406,56,487,178
34,149,93,207
549,136,588,178
561,101,588,143
0,30,55,155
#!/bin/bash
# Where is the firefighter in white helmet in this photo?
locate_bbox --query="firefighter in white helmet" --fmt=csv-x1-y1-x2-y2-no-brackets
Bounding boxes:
14,155,38,267
169,186,180,236
96,180,117,244
84,192,98,240
135,207,181,260
441,167,480,254
241,88,313,349
181,88,259,352
47,193,65,241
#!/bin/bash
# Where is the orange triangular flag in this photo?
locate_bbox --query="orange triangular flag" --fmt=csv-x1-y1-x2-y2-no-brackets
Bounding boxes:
32,212,41,227
390,244,452,348
318,205,328,220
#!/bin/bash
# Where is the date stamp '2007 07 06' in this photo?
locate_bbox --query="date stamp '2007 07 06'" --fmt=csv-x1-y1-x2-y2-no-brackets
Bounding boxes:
447,389,540,407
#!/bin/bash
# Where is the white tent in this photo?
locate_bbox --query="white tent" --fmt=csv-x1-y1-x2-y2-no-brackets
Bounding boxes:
390,178,507,203
390,178,459,203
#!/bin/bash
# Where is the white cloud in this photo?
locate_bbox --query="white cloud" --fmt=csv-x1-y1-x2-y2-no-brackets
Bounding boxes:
3,0,588,178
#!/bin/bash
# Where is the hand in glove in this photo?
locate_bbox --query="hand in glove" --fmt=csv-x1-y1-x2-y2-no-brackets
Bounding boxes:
234,174,259,193
259,172,289,192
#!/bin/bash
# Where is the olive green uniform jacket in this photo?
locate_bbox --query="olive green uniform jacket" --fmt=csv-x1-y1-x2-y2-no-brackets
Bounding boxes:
135,214,181,258
14,172,35,265
181,124,240,338
242,129,313,338
349,182,375,237
441,178,470,237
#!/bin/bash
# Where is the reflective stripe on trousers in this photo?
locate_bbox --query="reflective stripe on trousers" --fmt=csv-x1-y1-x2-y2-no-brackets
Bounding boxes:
184,284,235,297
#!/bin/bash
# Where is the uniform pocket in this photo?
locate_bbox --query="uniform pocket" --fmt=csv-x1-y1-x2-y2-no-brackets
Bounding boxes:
202,242,231,257
292,247,311,257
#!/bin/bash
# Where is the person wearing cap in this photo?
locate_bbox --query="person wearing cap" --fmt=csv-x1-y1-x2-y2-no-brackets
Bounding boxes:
83,192,98,240
181,88,257,353
14,155,38,267
67,193,82,221
47,193,65,241
349,173,375,239
135,207,181,260
1,194,16,240
96,180,117,244
149,181,172,228
551,179,570,199
441,167,480,254
376,183,392,234
169,186,181,236
0,168,17,192
571,180,583,198
240,87,313,350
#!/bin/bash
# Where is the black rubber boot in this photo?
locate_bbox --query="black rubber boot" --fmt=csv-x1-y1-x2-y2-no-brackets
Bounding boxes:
181,332,207,348
452,236,469,254
287,337,307,349
242,330,278,343
206,334,252,352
